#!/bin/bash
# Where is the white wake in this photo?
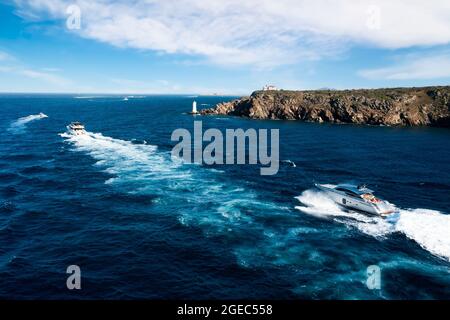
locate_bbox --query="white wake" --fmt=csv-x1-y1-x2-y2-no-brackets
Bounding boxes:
60,130,281,234
60,129,450,264
59,131,179,182
9,113,48,134
295,189,450,262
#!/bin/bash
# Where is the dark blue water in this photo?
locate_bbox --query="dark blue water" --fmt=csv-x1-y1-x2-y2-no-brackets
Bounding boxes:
0,94,449,299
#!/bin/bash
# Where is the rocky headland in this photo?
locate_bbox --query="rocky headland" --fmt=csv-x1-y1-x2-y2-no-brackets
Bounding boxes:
200,87,450,127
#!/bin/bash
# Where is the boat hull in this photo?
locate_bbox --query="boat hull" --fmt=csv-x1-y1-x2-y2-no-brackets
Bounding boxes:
67,126,87,136
315,184,394,216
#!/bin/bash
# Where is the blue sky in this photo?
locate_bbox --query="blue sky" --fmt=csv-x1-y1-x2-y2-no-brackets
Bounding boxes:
1,0,450,94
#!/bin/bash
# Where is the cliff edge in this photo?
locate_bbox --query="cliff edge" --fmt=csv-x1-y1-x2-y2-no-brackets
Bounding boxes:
201,87,450,127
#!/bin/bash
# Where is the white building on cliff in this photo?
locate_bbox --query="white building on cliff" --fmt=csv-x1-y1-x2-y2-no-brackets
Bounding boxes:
263,85,279,91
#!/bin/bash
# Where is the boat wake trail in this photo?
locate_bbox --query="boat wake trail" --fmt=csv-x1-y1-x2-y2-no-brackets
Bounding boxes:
9,113,48,134
295,189,450,262
395,209,450,263
59,131,178,191
60,130,286,237
60,130,450,269
281,160,297,167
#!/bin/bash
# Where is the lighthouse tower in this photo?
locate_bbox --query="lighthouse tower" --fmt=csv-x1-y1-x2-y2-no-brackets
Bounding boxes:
191,101,198,114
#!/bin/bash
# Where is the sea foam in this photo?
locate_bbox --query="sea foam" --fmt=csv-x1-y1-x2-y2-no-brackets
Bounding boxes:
8,113,48,134
295,189,450,262
60,130,278,235
61,130,450,264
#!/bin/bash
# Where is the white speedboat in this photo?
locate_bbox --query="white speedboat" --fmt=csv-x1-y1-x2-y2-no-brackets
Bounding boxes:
315,183,396,216
67,122,86,135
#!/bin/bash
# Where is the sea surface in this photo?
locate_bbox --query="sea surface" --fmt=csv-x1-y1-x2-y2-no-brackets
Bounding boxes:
0,94,449,299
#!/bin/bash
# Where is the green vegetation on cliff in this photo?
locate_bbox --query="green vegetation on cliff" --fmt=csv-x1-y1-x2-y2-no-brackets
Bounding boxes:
201,86,450,127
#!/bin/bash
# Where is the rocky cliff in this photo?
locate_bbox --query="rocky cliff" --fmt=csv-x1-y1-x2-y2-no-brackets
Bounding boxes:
201,87,450,127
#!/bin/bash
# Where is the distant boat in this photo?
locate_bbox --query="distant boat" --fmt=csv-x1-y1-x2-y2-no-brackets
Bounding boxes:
67,122,87,136
123,97,129,101
189,101,199,115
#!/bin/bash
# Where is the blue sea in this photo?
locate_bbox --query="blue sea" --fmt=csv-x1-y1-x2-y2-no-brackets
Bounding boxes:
0,94,449,299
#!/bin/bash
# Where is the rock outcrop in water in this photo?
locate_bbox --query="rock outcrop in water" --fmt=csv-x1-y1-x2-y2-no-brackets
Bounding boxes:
201,87,450,127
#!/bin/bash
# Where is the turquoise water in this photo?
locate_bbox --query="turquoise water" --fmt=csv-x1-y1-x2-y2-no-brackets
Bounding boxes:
0,94,449,299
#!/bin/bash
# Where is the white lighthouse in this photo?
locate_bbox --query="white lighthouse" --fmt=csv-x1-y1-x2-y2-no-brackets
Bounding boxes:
190,100,199,114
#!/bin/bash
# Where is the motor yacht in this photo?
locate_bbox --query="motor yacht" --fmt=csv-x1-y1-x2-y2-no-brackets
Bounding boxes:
67,122,86,135
315,183,396,216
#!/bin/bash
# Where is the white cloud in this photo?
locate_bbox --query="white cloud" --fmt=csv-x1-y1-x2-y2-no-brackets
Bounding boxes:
41,67,63,72
13,0,450,67
110,78,150,88
109,77,173,92
18,68,70,85
107,77,242,95
0,66,71,85
0,52,71,86
0,51,14,61
359,53,450,80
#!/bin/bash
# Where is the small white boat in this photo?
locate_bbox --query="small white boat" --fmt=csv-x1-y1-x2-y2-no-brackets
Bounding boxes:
315,183,396,216
67,122,86,135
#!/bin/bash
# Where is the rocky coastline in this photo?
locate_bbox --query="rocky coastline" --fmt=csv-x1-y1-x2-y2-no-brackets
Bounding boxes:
200,87,450,127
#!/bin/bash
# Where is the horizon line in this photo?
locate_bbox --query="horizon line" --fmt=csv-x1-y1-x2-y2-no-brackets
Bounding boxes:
1,84,450,96
0,92,242,96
